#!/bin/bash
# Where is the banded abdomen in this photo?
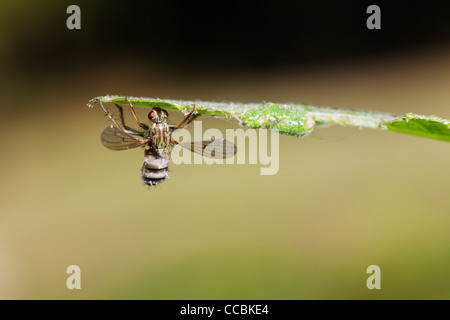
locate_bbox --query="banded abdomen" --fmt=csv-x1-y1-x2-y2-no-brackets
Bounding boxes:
141,149,171,186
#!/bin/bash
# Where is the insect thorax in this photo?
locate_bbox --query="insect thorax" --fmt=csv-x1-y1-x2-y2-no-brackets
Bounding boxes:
150,123,170,149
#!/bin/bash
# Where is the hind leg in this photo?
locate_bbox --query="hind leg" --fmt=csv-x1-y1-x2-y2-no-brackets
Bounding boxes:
98,99,124,131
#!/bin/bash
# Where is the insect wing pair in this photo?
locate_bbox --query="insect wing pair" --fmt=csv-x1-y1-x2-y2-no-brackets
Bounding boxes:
101,124,237,159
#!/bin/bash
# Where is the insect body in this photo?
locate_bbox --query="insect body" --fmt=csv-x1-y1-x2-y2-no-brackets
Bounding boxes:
98,98,237,186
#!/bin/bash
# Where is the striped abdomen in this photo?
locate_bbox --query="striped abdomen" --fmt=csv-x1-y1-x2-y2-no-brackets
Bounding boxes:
141,149,171,186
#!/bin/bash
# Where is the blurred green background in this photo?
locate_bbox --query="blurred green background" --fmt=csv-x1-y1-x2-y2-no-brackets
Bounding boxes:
0,1,449,299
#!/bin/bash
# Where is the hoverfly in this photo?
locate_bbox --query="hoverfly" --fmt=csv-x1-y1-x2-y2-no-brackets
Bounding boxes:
97,98,237,186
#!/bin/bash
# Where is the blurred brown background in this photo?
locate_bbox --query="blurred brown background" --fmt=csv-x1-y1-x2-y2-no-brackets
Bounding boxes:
0,0,449,299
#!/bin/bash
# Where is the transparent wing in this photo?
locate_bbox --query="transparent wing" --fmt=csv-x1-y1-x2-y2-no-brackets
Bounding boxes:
178,138,237,159
101,125,147,150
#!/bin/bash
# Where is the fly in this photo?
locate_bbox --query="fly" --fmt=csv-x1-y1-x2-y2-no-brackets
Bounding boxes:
96,98,237,186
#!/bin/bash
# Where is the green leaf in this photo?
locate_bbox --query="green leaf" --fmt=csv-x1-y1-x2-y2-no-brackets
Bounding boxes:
384,113,450,142
89,96,450,142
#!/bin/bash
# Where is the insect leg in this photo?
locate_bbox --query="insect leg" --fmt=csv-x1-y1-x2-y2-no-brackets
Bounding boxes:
125,97,149,130
123,129,145,137
171,105,199,130
98,99,123,130
169,137,179,146
113,104,145,137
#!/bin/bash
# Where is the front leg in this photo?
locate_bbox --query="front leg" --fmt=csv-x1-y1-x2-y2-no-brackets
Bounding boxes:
171,105,199,130
113,104,145,137
125,97,149,130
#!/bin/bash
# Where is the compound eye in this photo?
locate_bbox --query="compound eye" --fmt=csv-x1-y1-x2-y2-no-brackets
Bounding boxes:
163,110,168,118
149,110,157,120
